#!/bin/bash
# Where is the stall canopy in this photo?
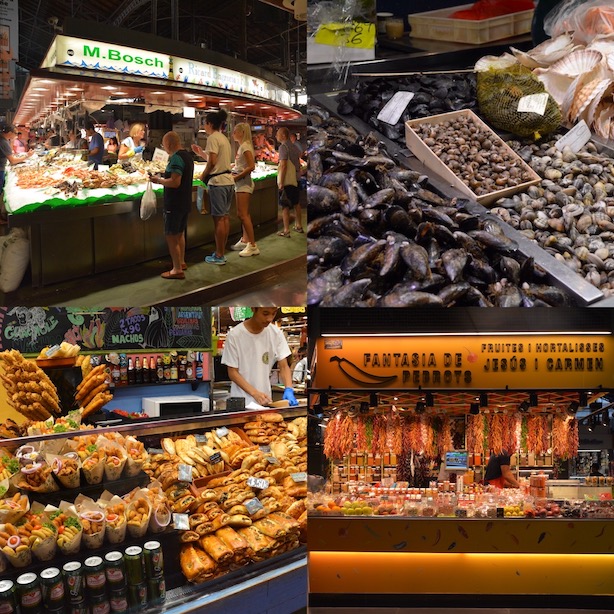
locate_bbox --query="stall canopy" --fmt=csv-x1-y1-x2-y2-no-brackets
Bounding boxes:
15,33,301,126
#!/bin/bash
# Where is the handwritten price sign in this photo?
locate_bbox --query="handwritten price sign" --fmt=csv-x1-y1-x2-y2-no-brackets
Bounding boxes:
314,22,376,50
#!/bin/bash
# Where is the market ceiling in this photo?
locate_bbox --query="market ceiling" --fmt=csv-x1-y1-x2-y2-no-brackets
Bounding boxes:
16,0,305,87
14,70,302,127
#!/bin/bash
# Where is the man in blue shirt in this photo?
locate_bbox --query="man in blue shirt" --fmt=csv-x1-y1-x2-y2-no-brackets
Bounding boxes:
85,123,104,169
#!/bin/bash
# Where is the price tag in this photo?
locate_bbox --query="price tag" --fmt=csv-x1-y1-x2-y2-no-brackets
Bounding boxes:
291,472,307,483
195,435,207,443
147,448,164,455
259,445,271,454
264,456,279,465
247,477,270,490
314,21,376,50
517,93,549,116
244,498,264,516
377,91,415,125
172,513,190,530
216,427,229,438
178,464,193,482
555,120,592,153
208,452,222,465
45,344,61,358
152,147,169,165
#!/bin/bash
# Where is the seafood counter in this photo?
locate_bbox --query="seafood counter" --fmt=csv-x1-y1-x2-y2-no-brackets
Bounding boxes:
308,40,614,306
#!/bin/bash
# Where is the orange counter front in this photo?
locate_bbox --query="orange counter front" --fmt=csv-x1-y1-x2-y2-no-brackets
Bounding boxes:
308,517,614,609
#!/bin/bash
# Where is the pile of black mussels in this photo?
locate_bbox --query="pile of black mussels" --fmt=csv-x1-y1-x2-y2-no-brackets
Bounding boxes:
307,105,574,307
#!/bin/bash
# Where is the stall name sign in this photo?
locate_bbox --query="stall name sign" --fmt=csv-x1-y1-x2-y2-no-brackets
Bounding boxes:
45,36,169,78
315,335,614,390
171,57,291,106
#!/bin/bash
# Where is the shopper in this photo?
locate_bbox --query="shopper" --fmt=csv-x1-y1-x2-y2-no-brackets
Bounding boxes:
44,128,61,149
64,129,87,150
590,462,604,477
150,131,194,280
85,123,104,169
230,122,259,257
1,125,34,222
483,451,521,488
276,126,302,236
292,347,308,384
192,109,233,266
221,307,298,407
12,132,27,154
118,123,146,161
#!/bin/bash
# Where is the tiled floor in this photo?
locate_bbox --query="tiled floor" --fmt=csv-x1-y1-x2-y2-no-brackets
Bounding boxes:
2,218,306,306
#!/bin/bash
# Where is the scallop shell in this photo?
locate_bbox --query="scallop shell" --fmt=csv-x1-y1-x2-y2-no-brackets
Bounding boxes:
534,68,575,105
570,79,612,122
586,81,614,125
587,38,614,56
550,49,603,76
595,106,614,139
529,33,580,65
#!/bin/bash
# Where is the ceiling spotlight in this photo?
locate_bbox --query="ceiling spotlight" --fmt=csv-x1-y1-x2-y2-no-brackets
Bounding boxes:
567,401,580,415
469,403,480,415
415,401,426,414
425,392,434,407
529,392,538,407
479,392,488,407
320,392,328,407
370,392,379,407
359,401,370,414
518,400,530,413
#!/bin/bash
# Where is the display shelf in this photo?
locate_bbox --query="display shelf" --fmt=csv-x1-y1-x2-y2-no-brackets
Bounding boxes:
0,407,308,448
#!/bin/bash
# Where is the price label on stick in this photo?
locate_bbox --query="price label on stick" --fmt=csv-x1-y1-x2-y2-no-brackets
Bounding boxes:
259,445,271,454
147,448,164,455
555,120,592,153
195,435,207,443
216,427,229,438
377,91,415,125
517,93,549,116
314,21,376,50
173,513,190,530
208,452,222,465
244,498,264,516
264,456,279,465
291,472,307,483
178,464,193,482
247,477,270,490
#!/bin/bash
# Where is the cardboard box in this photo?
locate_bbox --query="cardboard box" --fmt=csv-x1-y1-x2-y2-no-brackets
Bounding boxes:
405,109,541,206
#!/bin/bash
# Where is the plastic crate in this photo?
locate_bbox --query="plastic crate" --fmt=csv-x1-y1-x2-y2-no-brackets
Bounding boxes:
408,4,534,44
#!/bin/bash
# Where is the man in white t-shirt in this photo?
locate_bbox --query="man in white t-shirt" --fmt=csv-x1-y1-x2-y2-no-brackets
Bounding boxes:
221,307,298,407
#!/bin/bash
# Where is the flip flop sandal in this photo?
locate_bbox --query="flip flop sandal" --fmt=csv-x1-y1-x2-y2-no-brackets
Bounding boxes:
161,271,185,280
293,226,304,233
277,230,291,237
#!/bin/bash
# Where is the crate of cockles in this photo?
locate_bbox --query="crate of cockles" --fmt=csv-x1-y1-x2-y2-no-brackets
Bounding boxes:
405,109,541,206
226,397,246,411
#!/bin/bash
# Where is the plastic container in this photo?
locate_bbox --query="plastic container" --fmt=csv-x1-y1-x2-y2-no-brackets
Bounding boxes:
408,4,534,44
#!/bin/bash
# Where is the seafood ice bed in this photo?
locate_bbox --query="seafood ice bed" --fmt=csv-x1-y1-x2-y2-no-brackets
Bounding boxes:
307,106,577,307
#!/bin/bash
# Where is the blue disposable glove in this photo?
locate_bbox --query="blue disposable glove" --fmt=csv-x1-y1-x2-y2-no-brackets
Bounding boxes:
283,387,298,406
134,146,144,154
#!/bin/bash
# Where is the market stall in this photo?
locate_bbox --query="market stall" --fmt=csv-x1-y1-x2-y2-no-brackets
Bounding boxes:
307,307,614,609
10,27,301,287
0,306,308,613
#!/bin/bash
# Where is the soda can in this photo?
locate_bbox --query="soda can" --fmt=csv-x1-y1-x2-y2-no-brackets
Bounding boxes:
89,594,110,614
16,573,42,614
40,567,66,610
108,588,128,614
84,557,107,599
68,600,88,614
0,580,17,614
146,577,165,605
63,562,86,604
123,547,145,585
126,583,147,611
104,552,127,590
143,541,164,578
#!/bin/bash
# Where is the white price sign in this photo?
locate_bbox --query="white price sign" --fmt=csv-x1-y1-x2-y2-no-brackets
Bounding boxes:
555,120,592,153
517,93,549,116
216,427,229,438
244,498,264,515
247,477,270,490
377,91,415,125
291,472,307,482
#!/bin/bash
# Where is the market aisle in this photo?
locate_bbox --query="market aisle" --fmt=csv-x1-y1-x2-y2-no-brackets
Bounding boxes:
1,218,306,306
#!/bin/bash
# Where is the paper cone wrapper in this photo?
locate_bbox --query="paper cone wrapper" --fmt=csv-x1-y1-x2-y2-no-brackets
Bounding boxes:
149,503,171,533
18,468,59,493
49,454,81,489
32,534,57,561
105,517,127,544
126,498,151,539
83,526,106,549
58,529,83,555
4,546,32,568
104,455,126,481
82,456,105,485
124,457,144,478
0,494,29,524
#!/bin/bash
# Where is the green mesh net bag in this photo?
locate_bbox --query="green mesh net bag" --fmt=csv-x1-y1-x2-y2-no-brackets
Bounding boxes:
475,56,562,140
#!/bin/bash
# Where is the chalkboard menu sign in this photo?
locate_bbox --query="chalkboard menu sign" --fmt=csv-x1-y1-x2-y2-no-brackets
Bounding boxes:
0,307,211,354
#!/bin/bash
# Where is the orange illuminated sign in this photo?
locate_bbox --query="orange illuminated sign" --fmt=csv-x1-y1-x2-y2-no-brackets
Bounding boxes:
314,335,614,390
